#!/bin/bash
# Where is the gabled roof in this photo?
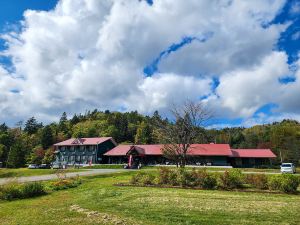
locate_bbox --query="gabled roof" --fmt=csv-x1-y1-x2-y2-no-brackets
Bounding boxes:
104,144,232,156
54,137,114,146
231,149,276,158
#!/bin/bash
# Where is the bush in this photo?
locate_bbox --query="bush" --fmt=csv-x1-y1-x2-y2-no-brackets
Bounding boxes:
50,176,82,190
157,167,172,185
22,182,46,198
268,175,283,191
190,169,217,189
0,182,23,200
246,174,268,190
140,174,156,186
269,174,299,193
0,181,46,200
130,172,146,185
177,169,194,187
218,169,244,190
280,175,299,193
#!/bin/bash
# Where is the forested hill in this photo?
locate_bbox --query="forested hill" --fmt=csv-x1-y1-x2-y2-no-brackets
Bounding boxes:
0,109,299,167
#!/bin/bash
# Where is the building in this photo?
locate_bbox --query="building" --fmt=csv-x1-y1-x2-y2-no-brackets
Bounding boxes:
104,144,276,168
53,137,276,167
54,137,116,165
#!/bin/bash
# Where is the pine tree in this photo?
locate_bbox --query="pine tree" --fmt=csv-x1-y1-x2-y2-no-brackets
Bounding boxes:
41,125,54,149
24,117,43,135
6,140,25,168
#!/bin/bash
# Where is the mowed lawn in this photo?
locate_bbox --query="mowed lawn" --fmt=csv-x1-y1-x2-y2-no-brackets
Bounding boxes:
0,168,81,178
1,172,300,225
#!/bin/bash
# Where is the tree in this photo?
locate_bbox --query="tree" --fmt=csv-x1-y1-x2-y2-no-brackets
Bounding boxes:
42,147,55,164
0,123,8,132
28,146,45,165
6,140,26,168
0,144,5,160
155,100,211,167
135,121,152,144
24,117,42,135
58,112,68,133
41,125,54,149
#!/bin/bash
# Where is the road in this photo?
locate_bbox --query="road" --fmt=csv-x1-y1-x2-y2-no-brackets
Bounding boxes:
0,169,127,185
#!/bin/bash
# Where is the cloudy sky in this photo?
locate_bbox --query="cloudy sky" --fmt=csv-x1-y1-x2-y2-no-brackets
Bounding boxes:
0,0,299,127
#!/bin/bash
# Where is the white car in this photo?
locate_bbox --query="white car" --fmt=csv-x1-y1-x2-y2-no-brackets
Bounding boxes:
280,163,296,174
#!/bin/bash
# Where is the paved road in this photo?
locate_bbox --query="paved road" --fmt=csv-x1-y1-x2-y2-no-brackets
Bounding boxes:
0,169,127,185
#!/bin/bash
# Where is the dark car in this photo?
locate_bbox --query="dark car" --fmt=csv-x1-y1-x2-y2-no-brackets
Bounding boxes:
39,164,51,169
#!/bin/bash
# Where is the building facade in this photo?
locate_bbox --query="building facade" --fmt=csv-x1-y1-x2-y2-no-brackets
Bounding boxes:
53,137,276,168
104,144,276,168
54,137,116,165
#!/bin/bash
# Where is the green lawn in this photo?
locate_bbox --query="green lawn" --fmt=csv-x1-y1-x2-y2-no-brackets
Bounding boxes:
0,168,81,178
1,172,300,225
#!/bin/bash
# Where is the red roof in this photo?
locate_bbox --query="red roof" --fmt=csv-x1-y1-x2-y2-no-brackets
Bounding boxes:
231,149,276,158
104,144,232,156
189,144,232,156
54,137,113,146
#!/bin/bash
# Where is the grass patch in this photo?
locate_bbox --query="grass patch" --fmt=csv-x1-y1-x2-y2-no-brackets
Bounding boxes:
0,168,82,178
81,164,125,169
0,171,300,224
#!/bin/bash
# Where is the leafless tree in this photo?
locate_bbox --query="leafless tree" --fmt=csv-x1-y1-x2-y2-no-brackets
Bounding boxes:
155,100,212,167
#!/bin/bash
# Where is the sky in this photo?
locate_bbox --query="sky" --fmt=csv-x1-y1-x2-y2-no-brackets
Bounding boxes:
0,0,300,128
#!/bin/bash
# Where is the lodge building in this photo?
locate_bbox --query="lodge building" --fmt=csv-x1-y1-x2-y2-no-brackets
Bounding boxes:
53,137,276,168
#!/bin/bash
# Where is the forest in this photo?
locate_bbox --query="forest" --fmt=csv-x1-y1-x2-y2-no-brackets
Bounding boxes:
0,109,299,168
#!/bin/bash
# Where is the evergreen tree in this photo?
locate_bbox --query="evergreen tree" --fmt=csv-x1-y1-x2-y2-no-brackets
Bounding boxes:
41,125,54,149
24,117,43,135
59,112,68,133
6,140,25,168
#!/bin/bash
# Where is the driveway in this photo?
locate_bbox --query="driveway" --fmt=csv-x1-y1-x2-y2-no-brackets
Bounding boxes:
0,169,127,185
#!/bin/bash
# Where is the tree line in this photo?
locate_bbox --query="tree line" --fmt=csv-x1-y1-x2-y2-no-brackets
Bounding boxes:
0,109,299,168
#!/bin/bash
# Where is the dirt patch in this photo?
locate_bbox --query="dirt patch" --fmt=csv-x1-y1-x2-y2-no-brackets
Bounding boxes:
69,204,140,225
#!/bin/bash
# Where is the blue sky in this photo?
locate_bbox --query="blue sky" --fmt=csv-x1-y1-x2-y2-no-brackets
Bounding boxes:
0,0,300,127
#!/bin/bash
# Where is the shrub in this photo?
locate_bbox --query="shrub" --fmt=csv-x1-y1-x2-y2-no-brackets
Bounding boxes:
201,174,217,189
280,174,299,193
191,169,217,189
268,175,282,191
0,181,46,200
245,174,268,190
0,182,22,200
177,169,194,187
157,167,172,185
218,169,244,190
130,172,146,185
22,182,46,198
140,174,156,186
268,174,299,193
50,176,82,190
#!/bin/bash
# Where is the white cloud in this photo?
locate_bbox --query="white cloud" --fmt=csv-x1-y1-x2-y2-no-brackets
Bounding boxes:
0,0,299,126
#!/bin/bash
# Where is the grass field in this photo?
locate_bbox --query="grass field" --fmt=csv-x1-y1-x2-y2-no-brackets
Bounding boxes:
0,168,81,178
1,171,300,225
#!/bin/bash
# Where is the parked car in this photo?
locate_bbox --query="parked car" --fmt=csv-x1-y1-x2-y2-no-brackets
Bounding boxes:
28,164,39,169
39,164,50,169
51,163,61,169
280,163,296,174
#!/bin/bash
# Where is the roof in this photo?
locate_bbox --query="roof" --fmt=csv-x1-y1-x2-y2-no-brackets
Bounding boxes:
54,137,113,146
104,144,232,156
231,149,276,158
